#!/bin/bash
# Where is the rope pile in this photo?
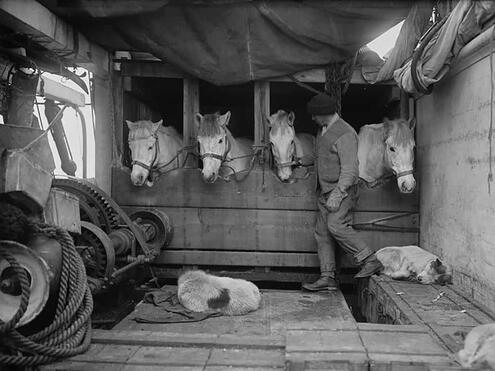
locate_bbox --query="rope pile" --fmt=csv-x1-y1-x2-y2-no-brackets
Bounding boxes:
0,224,93,368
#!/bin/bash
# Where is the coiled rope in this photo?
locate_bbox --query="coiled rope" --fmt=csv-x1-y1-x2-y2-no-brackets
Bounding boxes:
0,225,93,368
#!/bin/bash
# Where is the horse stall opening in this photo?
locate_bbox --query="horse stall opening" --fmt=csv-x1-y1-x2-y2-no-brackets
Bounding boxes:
111,64,419,282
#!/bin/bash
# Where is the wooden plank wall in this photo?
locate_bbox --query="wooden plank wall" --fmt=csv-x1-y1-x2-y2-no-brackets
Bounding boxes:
114,167,418,270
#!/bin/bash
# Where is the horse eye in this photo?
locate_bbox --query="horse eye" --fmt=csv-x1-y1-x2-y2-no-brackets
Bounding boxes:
148,146,153,150
219,138,223,144
389,147,396,152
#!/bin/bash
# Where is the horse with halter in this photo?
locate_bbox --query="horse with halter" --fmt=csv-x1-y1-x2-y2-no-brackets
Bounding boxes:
195,111,254,183
267,110,315,182
127,119,183,187
358,117,416,193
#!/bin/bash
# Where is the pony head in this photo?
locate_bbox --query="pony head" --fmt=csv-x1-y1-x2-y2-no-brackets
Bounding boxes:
196,111,231,183
127,119,162,186
268,110,296,181
383,118,416,193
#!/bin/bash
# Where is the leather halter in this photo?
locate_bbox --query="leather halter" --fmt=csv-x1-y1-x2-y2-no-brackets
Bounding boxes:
129,133,159,172
272,140,297,169
394,169,414,179
200,131,231,163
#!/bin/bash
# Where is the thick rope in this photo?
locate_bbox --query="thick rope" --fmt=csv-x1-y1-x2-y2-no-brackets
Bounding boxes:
0,225,93,367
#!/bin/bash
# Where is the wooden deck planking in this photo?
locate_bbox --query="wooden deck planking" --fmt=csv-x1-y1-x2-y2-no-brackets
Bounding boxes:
360,276,495,354
41,285,480,370
114,289,352,335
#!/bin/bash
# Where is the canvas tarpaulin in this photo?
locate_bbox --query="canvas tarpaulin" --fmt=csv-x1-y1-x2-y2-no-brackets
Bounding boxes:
43,1,412,85
394,0,495,94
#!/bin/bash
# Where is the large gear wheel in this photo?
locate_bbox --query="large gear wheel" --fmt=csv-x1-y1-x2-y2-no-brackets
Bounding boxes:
52,178,120,233
74,221,115,279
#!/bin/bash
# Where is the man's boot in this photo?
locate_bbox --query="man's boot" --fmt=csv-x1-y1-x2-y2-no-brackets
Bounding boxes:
302,276,338,291
354,255,383,278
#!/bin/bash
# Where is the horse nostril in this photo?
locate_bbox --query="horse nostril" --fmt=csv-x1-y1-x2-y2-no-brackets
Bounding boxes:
417,276,422,281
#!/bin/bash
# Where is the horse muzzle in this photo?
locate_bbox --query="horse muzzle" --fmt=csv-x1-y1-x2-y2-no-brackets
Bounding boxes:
202,171,218,184
397,173,416,193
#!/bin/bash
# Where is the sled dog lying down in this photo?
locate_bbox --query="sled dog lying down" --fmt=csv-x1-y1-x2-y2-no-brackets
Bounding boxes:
457,323,495,370
375,245,452,285
177,270,261,315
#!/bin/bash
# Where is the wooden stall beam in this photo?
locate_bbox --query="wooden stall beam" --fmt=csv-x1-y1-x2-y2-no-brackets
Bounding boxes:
121,60,189,79
254,81,270,161
155,250,319,267
37,75,85,107
183,78,200,167
0,0,109,76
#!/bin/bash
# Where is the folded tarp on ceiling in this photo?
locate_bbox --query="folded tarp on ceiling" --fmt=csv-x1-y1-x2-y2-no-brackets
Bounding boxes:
394,0,495,94
41,1,412,85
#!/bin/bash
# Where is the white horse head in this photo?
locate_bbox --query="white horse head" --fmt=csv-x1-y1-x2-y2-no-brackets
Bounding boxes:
127,119,183,187
127,119,162,186
268,110,296,181
383,118,416,193
195,111,231,183
358,118,416,193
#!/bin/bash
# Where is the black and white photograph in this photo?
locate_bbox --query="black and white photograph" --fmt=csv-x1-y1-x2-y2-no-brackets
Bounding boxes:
0,1,494,370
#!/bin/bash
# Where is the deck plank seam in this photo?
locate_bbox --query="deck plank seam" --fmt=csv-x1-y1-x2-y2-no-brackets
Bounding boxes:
382,280,463,365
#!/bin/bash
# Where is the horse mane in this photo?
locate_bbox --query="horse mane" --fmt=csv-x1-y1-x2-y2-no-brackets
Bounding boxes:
128,120,179,139
197,113,224,137
269,110,294,136
159,125,180,137
359,119,414,147
386,118,415,147
359,123,385,148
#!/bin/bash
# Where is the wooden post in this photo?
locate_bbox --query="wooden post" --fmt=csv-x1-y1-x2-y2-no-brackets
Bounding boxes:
93,74,113,194
112,73,124,166
400,90,409,119
183,78,199,167
254,81,270,162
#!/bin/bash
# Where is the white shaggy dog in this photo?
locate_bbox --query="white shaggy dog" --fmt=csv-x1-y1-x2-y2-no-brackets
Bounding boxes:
457,323,495,370
177,270,261,316
375,245,452,285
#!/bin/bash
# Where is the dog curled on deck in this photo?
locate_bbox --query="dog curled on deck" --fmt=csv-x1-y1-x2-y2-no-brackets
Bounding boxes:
375,245,453,285
177,270,261,316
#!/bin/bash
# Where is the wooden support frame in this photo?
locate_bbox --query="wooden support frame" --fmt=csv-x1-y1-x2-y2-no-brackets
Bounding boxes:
0,0,109,76
93,75,113,193
121,60,189,79
254,81,270,160
183,78,200,166
118,61,395,86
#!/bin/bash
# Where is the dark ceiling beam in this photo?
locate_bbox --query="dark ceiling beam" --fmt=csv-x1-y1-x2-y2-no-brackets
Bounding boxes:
0,0,109,76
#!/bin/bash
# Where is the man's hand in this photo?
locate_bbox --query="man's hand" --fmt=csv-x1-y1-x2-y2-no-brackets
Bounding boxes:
325,188,347,212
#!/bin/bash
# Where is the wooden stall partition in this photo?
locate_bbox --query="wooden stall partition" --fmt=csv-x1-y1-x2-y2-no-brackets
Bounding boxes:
183,78,200,167
254,81,270,162
111,63,418,280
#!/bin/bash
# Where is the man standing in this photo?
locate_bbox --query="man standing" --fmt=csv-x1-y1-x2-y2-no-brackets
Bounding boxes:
303,93,383,291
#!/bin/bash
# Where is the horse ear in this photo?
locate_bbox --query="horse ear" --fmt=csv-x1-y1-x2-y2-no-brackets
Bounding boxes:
151,119,163,133
288,111,295,126
408,117,416,131
221,111,231,127
195,113,203,131
266,115,273,128
126,120,136,130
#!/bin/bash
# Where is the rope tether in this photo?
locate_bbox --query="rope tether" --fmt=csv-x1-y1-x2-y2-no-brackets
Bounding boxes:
0,225,93,367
